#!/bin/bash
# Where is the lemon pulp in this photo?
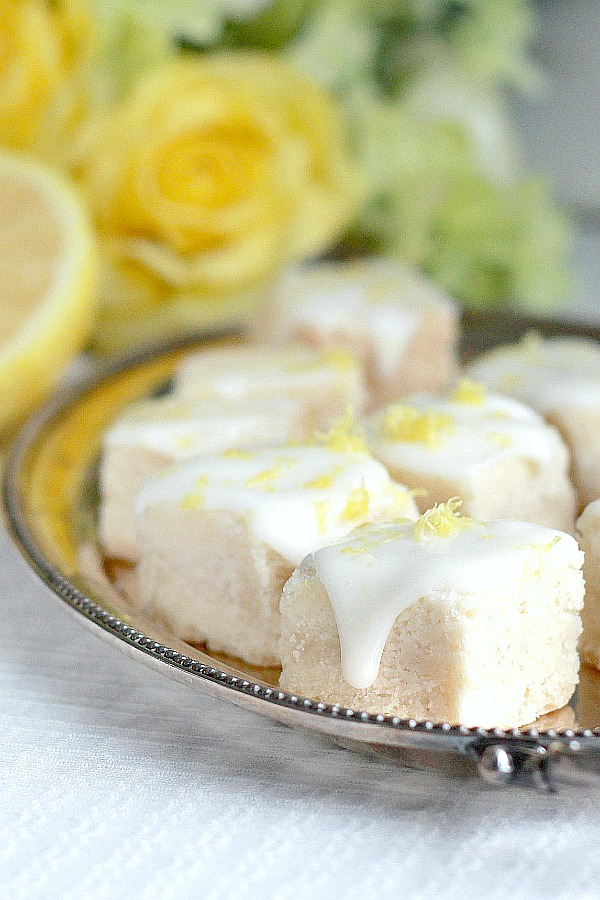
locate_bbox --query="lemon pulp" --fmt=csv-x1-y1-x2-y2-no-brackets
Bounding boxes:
0,152,97,433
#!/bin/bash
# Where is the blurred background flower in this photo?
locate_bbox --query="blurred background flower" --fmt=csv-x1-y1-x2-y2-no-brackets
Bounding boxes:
0,0,93,157
85,52,360,352
0,0,574,355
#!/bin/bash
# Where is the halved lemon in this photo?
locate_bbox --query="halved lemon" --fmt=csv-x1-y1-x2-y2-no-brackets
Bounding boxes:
0,152,97,434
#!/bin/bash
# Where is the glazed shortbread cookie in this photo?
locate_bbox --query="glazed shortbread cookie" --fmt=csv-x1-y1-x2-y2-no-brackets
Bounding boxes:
174,344,366,426
280,503,584,728
135,442,418,666
576,500,600,669
364,380,576,531
467,333,600,508
254,258,459,408
99,395,306,562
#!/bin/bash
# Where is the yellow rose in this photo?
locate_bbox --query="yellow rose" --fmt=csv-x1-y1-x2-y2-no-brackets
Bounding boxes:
85,52,362,349
0,0,93,154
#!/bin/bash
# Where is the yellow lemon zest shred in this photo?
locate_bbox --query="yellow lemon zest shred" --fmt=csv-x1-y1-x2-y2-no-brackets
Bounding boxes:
450,379,487,405
532,535,562,554
246,466,280,490
316,407,368,454
487,431,513,448
340,483,370,523
380,404,454,448
182,492,203,510
313,500,330,534
182,477,208,511
222,448,253,459
174,434,196,451
303,466,342,490
341,522,406,555
413,498,474,540
322,348,356,372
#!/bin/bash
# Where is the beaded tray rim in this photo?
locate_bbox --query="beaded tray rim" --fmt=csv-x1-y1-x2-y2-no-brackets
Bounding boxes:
5,311,600,785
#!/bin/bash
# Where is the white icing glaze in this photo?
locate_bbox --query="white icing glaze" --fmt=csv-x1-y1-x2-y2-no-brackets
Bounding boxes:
467,335,600,411
310,518,580,689
365,389,562,478
135,446,414,566
174,344,362,403
271,259,456,379
104,396,302,459
366,303,420,378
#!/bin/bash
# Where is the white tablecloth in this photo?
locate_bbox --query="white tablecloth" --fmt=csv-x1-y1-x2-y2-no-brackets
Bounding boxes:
3,522,600,900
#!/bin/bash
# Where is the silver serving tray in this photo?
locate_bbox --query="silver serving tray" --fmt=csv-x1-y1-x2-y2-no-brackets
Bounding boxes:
5,310,600,791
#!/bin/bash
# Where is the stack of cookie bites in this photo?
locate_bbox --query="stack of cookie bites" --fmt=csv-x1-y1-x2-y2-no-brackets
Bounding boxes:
100,345,365,562
99,258,591,729
468,333,600,685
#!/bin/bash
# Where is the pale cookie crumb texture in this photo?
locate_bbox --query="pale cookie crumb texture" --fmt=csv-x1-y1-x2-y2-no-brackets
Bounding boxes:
280,513,584,729
254,258,459,409
576,499,600,669
138,507,290,666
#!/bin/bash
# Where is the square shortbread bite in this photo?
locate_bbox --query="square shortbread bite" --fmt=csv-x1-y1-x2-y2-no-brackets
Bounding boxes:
576,500,600,669
280,504,584,728
467,333,600,509
99,395,306,562
364,380,576,532
173,344,366,427
135,443,418,666
253,258,459,408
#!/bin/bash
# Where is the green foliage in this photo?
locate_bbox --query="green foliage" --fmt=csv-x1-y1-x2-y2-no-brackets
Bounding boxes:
93,0,572,310
222,0,318,50
345,102,571,311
